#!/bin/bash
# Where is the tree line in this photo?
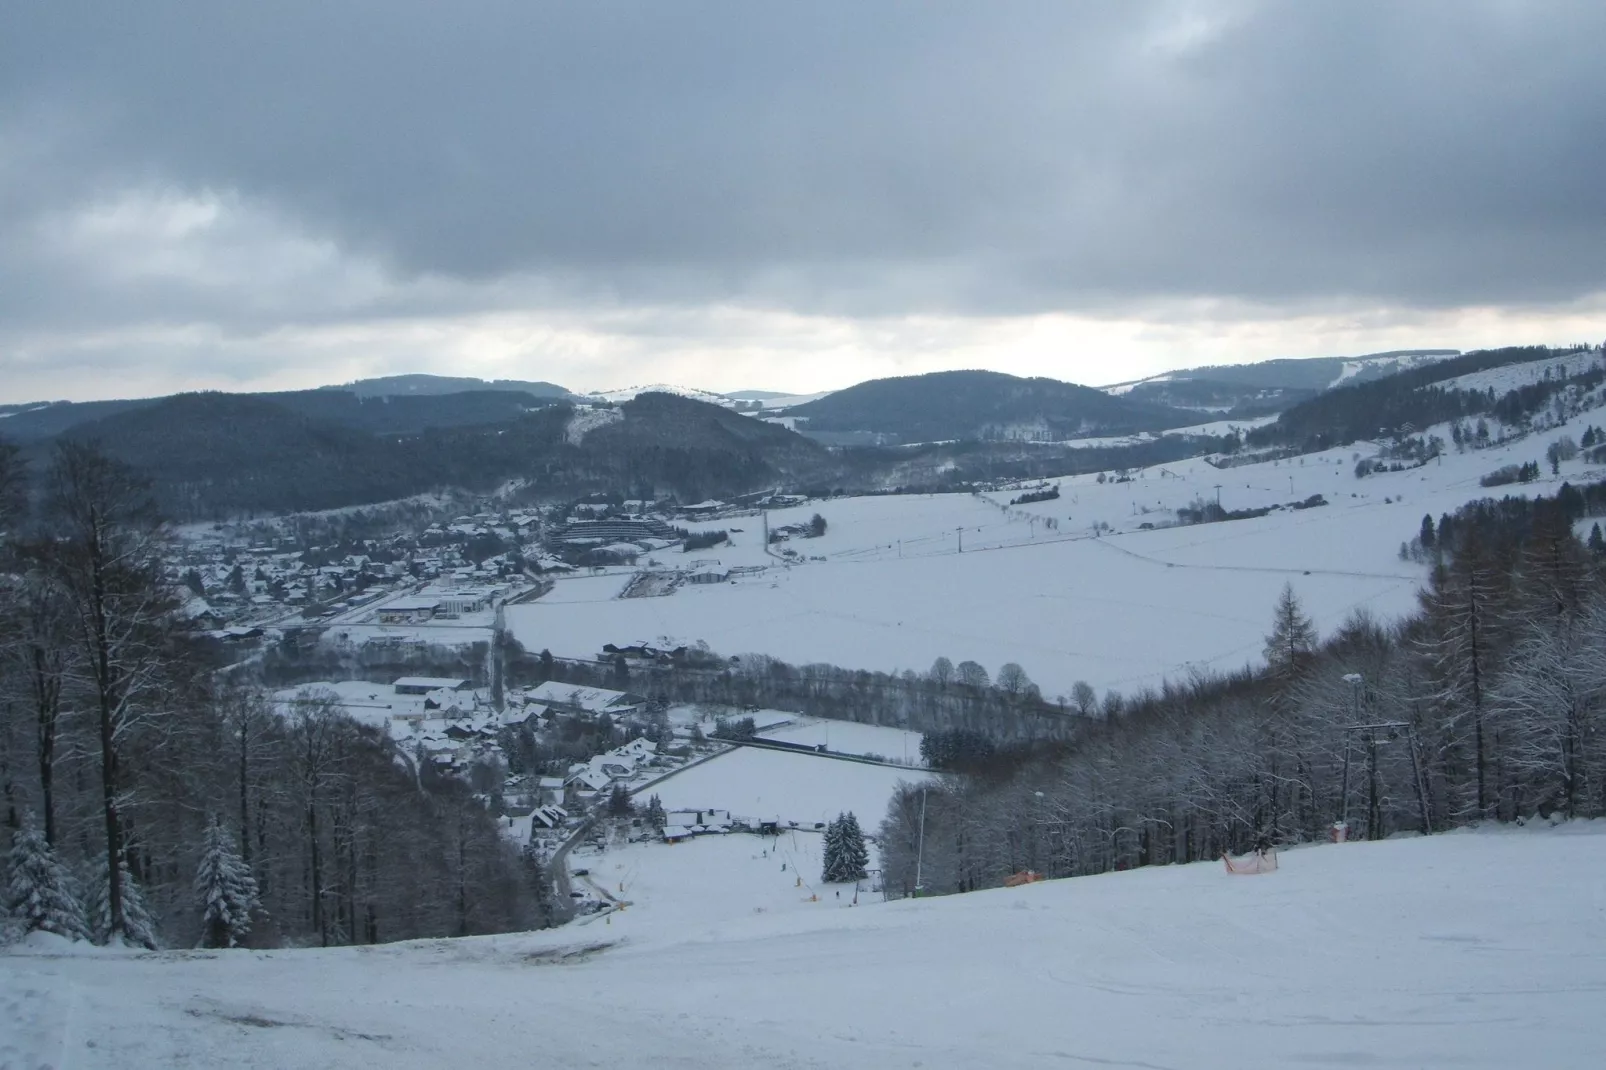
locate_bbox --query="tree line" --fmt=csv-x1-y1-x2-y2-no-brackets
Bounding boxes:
0,441,556,948
518,643,1084,746
876,480,1606,899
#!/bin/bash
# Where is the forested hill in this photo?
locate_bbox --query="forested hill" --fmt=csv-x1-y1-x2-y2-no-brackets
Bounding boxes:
1109,350,1459,417
1246,346,1583,450
325,373,576,400
783,369,1196,444
28,390,831,519
0,385,565,443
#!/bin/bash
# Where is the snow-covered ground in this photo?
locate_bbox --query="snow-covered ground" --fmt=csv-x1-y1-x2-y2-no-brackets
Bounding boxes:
1438,347,1603,395
566,827,879,938
647,746,928,828
510,402,1606,698
757,717,923,765
6,822,1603,1068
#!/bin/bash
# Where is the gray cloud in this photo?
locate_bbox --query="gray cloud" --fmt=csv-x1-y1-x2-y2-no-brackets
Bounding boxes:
2,1,1605,398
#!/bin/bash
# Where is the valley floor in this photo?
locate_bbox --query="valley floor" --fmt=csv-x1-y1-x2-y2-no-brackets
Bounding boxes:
5,822,1603,1069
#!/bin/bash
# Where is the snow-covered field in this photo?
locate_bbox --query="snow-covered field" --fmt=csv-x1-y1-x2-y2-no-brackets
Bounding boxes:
757,718,923,764
510,402,1606,698
648,746,928,828
6,822,1603,1068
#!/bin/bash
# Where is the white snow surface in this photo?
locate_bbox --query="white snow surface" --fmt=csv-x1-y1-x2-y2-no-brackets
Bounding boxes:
757,717,924,764
511,404,1606,698
1436,347,1603,396
585,383,733,405
649,745,928,827
566,826,878,936
4,822,1604,1068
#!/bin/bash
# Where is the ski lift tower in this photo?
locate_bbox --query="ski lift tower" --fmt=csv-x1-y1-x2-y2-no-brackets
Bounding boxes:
1338,673,1431,839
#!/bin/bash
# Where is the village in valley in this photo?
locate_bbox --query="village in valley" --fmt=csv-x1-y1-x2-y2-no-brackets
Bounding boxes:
153,343,1606,926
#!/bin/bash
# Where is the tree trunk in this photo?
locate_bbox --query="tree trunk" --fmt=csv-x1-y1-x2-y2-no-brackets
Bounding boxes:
30,646,62,847
308,801,324,946
92,532,126,943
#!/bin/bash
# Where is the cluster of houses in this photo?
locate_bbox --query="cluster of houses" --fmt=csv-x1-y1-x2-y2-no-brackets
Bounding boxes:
563,736,660,793
170,519,539,635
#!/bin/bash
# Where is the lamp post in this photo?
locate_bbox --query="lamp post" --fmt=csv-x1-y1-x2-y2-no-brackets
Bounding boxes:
1033,790,1046,875
913,785,928,897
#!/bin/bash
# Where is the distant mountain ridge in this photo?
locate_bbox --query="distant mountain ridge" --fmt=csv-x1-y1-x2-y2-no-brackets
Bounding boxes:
782,369,1197,445
326,374,576,400
34,390,831,519
1101,350,1461,417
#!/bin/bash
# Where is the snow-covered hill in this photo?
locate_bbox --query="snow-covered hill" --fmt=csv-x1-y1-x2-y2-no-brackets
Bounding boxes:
1436,347,1604,396
5,822,1601,1068
584,383,735,405
1103,350,1461,396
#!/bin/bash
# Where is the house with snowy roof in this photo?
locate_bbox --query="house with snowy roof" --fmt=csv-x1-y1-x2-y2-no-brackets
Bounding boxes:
530,804,569,831
526,681,645,720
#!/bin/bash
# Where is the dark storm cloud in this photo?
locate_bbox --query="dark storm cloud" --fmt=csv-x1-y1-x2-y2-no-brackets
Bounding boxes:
3,1,1606,325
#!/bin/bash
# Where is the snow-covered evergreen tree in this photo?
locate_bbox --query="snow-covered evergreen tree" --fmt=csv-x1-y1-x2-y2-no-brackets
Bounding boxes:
840,811,869,881
822,812,868,883
194,818,261,948
83,854,160,949
644,794,667,831
820,815,845,883
4,814,90,941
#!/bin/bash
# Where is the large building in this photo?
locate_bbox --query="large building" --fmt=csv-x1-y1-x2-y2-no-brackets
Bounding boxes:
525,681,646,720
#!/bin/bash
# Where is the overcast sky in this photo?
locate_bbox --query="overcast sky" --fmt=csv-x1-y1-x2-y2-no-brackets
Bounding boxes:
4,2,1605,403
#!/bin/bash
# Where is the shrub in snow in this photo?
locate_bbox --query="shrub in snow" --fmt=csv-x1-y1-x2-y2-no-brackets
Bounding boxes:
81,854,161,949
194,818,262,949
4,814,91,942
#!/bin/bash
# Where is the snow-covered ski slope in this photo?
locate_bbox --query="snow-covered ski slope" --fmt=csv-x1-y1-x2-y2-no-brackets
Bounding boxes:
510,400,1606,698
5,823,1603,1068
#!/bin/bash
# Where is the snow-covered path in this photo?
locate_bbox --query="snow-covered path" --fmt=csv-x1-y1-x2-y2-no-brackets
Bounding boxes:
5,823,1604,1068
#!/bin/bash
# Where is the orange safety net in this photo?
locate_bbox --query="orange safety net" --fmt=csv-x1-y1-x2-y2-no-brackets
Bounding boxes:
1222,849,1278,875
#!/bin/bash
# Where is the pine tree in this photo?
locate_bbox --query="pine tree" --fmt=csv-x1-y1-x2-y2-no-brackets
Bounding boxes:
83,854,160,949
822,813,869,883
821,815,844,883
4,814,90,941
840,811,869,881
644,794,667,831
1264,583,1318,679
194,818,262,949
